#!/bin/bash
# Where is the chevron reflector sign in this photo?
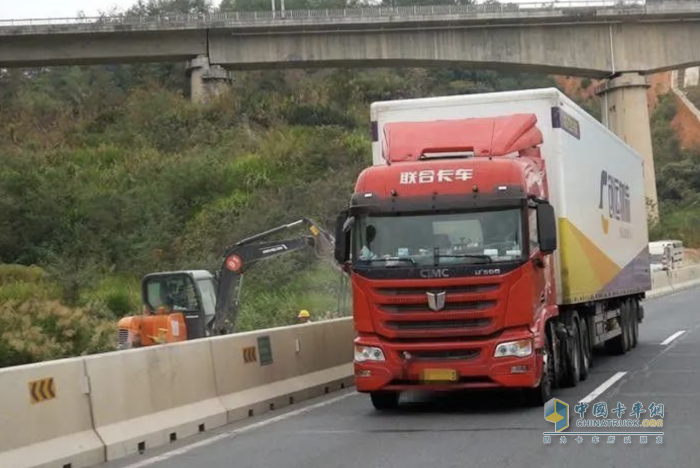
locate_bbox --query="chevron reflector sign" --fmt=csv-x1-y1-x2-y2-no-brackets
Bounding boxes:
29,377,56,404
242,346,257,364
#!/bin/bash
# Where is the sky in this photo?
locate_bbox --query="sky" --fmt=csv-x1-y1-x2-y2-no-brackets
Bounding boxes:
0,0,540,20
0,0,224,20
0,0,138,19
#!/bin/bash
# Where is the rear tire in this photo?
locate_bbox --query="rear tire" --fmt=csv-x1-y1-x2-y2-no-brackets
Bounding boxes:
579,317,591,381
370,391,400,410
623,301,633,352
631,300,639,348
560,312,581,388
606,303,629,355
526,331,553,406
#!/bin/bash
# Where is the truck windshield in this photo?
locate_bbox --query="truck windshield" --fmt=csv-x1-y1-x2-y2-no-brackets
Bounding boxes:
352,209,523,266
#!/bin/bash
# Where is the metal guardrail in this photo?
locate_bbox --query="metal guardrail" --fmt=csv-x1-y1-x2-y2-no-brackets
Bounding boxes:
0,0,675,28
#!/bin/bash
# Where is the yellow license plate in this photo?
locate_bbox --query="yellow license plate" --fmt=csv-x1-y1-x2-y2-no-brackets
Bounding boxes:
422,368,458,382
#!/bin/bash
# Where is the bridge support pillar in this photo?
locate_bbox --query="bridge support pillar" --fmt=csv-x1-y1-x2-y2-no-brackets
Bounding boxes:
596,73,658,221
186,55,232,103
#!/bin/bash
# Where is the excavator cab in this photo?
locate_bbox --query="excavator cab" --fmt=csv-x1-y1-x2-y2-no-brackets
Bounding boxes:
142,270,217,340
117,270,216,349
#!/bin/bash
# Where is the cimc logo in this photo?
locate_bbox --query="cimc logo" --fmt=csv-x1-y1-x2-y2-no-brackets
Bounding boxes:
544,398,569,432
598,170,631,235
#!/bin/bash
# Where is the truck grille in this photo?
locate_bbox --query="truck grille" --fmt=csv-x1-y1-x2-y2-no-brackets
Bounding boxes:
382,300,495,313
371,281,503,338
118,329,129,345
401,349,480,361
387,319,491,330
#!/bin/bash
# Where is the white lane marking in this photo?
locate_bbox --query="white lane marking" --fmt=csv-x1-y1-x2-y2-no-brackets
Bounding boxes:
660,330,686,346
579,371,627,404
121,391,356,468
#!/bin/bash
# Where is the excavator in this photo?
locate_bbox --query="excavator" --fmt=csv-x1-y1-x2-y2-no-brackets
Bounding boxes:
117,218,335,349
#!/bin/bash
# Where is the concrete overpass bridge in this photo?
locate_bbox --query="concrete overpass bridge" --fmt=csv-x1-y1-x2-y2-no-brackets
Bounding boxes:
2,1,700,76
3,0,700,212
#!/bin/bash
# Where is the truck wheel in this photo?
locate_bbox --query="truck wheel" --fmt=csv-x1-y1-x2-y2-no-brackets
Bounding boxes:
560,313,581,388
526,332,553,406
631,301,639,348
578,318,590,381
370,391,400,410
623,301,633,352
606,303,629,355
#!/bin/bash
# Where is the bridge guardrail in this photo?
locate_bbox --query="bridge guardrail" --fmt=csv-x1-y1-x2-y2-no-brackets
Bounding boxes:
0,1,671,29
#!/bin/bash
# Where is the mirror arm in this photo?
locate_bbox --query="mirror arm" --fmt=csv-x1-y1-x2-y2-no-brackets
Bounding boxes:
532,256,545,269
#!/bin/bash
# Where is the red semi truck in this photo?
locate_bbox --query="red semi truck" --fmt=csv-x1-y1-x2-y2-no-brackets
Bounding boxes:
333,89,651,409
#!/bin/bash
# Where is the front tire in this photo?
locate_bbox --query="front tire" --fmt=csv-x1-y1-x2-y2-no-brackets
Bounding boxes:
526,331,553,406
370,391,400,410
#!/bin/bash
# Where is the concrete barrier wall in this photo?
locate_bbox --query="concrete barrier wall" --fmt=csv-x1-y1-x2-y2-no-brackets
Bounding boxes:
84,339,227,461
210,317,354,422
649,265,700,298
0,318,356,467
0,358,103,468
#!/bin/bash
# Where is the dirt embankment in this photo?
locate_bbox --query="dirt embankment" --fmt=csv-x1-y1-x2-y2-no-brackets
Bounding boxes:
553,72,672,112
671,93,700,152
554,72,700,151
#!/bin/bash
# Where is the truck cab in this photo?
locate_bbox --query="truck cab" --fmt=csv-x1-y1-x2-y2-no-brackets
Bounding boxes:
335,115,560,407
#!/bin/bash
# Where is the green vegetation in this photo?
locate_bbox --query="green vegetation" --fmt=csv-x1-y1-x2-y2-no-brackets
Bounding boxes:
648,94,700,245
0,0,694,367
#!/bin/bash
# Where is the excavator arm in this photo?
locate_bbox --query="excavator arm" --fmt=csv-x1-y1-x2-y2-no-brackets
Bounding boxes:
209,218,335,335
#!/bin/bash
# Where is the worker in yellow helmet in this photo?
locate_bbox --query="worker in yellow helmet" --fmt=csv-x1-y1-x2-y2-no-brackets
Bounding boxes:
297,309,312,324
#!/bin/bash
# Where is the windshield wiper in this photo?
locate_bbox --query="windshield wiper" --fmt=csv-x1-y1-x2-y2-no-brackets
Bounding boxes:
363,257,417,266
434,254,493,263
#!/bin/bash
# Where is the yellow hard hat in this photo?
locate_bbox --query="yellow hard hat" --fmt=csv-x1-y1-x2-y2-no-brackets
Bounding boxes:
298,310,310,318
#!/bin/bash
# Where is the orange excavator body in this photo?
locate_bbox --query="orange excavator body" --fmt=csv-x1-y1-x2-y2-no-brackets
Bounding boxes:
117,308,187,349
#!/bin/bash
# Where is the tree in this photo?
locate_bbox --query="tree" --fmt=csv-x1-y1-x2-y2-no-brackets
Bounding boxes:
125,0,212,16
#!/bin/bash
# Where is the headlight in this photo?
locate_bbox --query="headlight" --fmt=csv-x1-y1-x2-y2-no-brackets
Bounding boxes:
494,339,532,358
354,345,386,362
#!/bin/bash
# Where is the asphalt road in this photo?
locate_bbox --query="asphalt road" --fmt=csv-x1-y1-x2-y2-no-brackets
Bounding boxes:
107,288,700,468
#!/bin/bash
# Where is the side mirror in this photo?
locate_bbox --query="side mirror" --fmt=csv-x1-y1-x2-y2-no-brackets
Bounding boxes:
334,211,352,264
536,203,557,254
